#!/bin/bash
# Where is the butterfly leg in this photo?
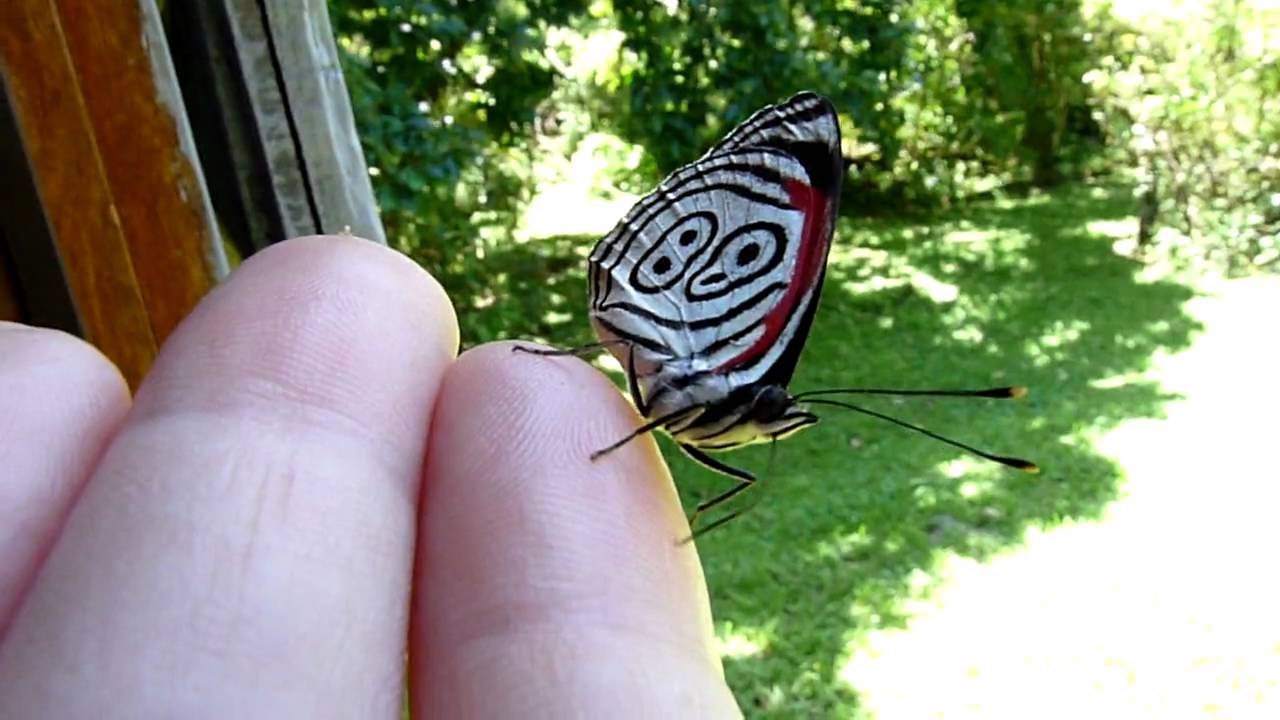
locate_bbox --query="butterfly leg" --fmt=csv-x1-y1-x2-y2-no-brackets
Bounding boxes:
683,503,753,543
688,480,755,529
624,341,650,416
678,444,760,542
511,339,628,357
589,405,704,462
682,478,758,543
679,443,755,482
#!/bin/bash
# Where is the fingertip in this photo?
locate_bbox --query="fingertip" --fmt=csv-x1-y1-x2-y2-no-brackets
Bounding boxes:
223,234,459,353
427,340,682,537
0,237,456,714
0,323,130,410
414,341,734,715
134,233,459,471
0,324,130,632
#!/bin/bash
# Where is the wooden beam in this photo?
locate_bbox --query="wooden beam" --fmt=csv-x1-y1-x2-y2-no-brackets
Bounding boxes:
0,0,157,388
220,0,386,244
0,0,229,388
166,1,288,257
257,0,386,245
55,0,228,343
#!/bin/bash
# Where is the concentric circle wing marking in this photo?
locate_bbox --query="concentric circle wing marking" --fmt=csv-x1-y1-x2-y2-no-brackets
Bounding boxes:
588,92,843,390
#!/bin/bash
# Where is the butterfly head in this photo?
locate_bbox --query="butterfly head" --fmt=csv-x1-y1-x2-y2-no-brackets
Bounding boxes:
747,384,818,441
677,383,818,453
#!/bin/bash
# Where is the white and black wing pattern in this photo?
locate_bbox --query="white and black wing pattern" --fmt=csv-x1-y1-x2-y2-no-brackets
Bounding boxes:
588,92,843,389
560,92,1032,516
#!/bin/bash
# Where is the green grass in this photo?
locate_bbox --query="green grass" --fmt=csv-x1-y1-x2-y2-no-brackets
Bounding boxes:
477,180,1204,716
675,182,1200,716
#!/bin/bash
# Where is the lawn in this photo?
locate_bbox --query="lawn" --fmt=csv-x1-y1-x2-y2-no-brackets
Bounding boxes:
477,179,1251,716
681,182,1201,716
839,270,1279,718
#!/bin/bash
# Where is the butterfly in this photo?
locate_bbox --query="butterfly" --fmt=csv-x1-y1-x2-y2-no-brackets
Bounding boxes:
520,92,1036,535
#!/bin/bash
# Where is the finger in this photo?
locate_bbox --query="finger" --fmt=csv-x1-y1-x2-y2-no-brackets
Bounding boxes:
0,236,457,717
412,343,740,717
0,324,130,634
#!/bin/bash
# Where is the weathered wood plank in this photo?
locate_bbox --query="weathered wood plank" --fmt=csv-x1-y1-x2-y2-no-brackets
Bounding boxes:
222,0,319,241
166,1,288,256
261,0,385,244
4,0,373,388
225,0,386,244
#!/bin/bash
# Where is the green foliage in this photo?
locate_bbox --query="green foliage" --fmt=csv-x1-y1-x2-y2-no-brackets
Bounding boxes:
956,0,1094,186
329,0,1276,349
606,1,907,177
331,0,587,304
673,181,1200,714
1084,1,1280,272
602,0,1096,209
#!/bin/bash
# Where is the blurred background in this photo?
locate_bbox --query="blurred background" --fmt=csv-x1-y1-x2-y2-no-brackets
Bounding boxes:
329,0,1279,717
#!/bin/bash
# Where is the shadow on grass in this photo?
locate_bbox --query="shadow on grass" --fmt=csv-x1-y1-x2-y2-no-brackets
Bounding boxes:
472,180,1201,716
669,181,1201,715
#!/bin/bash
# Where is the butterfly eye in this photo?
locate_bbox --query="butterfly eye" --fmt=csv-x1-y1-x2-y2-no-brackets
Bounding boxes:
749,385,792,422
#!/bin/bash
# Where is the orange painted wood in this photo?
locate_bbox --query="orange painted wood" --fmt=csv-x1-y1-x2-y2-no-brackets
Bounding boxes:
2,0,227,388
0,0,156,388
55,0,223,345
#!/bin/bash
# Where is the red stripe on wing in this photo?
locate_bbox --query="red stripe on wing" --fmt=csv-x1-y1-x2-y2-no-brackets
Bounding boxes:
717,179,832,371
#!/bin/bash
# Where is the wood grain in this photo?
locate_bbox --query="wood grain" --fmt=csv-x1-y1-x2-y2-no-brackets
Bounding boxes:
55,0,226,343
0,0,156,388
1,0,230,388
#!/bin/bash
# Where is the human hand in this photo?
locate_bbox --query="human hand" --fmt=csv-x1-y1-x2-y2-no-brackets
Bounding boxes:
0,236,740,717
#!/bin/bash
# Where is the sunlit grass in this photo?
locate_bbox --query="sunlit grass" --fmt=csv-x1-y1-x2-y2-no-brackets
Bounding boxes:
505,160,1280,715
841,281,1280,716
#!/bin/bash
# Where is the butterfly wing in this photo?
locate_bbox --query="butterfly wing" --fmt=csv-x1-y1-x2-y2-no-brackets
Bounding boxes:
589,93,843,394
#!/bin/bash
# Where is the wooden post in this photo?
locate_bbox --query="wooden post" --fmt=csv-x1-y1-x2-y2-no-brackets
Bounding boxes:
0,0,228,388
1,0,383,388
167,0,387,253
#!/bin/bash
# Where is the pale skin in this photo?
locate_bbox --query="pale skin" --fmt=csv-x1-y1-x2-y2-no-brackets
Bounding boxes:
0,235,741,717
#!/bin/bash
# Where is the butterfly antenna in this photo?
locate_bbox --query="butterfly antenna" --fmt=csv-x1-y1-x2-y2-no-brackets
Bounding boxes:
794,386,1028,400
803,398,1038,472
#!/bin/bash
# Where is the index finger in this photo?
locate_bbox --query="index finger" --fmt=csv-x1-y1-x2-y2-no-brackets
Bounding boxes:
412,343,740,717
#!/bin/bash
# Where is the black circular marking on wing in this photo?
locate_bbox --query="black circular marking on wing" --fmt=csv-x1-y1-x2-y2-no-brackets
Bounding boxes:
685,221,787,302
629,210,719,295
